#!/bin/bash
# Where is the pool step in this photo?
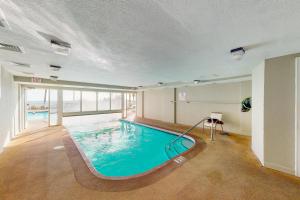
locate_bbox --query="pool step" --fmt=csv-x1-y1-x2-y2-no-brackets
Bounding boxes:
174,156,186,164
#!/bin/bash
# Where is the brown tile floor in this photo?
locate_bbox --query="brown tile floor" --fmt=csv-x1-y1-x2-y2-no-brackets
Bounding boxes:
0,118,300,200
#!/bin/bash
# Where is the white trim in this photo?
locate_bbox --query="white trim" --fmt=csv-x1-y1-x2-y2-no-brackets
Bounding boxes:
264,161,295,175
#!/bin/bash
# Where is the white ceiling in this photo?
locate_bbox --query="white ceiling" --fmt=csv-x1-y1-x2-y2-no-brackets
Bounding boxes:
1,0,300,87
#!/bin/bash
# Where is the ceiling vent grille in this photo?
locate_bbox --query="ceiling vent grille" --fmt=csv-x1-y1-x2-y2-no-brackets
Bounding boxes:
10,62,30,68
0,43,23,53
50,40,71,56
50,64,62,71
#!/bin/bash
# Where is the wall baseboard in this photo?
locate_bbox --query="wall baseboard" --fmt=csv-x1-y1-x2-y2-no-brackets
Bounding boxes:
264,161,295,175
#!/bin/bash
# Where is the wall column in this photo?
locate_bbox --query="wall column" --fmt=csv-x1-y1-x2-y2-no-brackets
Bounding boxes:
142,91,144,118
57,89,63,125
174,88,177,124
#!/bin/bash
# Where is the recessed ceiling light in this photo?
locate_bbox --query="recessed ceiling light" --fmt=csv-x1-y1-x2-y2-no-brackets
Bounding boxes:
50,65,62,71
50,75,58,81
157,82,163,86
230,47,245,60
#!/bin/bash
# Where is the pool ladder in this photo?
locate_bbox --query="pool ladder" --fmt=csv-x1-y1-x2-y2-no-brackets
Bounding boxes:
165,117,209,158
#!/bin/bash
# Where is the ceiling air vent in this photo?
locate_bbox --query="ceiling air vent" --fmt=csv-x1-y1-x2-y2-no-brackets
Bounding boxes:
37,32,71,56
50,64,62,71
50,75,58,81
10,61,30,68
0,43,23,53
50,39,71,56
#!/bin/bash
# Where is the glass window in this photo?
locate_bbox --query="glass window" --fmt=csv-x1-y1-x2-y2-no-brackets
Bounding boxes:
63,90,80,112
98,92,110,111
111,92,122,110
82,91,96,111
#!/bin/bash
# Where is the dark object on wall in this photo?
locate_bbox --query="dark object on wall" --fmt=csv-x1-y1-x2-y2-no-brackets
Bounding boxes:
241,97,251,112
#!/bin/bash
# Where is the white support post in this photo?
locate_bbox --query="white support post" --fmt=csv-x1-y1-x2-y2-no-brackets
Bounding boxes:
121,92,125,119
295,57,300,177
57,89,63,125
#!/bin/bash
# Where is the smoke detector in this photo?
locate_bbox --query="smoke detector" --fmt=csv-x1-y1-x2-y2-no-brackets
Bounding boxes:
230,47,245,60
50,39,71,56
50,65,62,71
50,75,58,81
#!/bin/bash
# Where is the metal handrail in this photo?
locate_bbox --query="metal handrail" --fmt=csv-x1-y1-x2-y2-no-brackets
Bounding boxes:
166,117,210,151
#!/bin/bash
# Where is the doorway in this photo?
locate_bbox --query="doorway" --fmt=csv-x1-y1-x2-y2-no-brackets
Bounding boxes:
123,92,136,120
24,87,59,132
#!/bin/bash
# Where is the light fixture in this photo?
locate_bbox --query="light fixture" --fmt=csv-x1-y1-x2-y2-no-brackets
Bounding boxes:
230,47,245,60
50,65,62,71
157,82,163,86
193,80,201,84
50,75,58,81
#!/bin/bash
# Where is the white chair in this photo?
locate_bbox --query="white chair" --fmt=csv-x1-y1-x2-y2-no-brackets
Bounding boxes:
203,112,224,141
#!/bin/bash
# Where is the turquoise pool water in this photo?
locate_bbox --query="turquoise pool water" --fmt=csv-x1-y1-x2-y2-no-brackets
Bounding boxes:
27,111,48,120
70,120,194,177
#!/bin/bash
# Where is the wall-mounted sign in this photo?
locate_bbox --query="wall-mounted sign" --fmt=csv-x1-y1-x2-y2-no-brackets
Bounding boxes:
31,77,42,83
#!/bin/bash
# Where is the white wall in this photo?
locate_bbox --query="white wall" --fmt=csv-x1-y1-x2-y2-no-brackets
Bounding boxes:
251,53,300,175
136,91,143,117
137,80,252,135
263,54,297,174
0,67,19,153
252,62,265,165
177,81,251,135
143,88,174,123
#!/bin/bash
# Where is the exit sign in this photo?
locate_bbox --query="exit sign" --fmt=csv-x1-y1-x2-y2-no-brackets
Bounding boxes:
31,77,42,83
